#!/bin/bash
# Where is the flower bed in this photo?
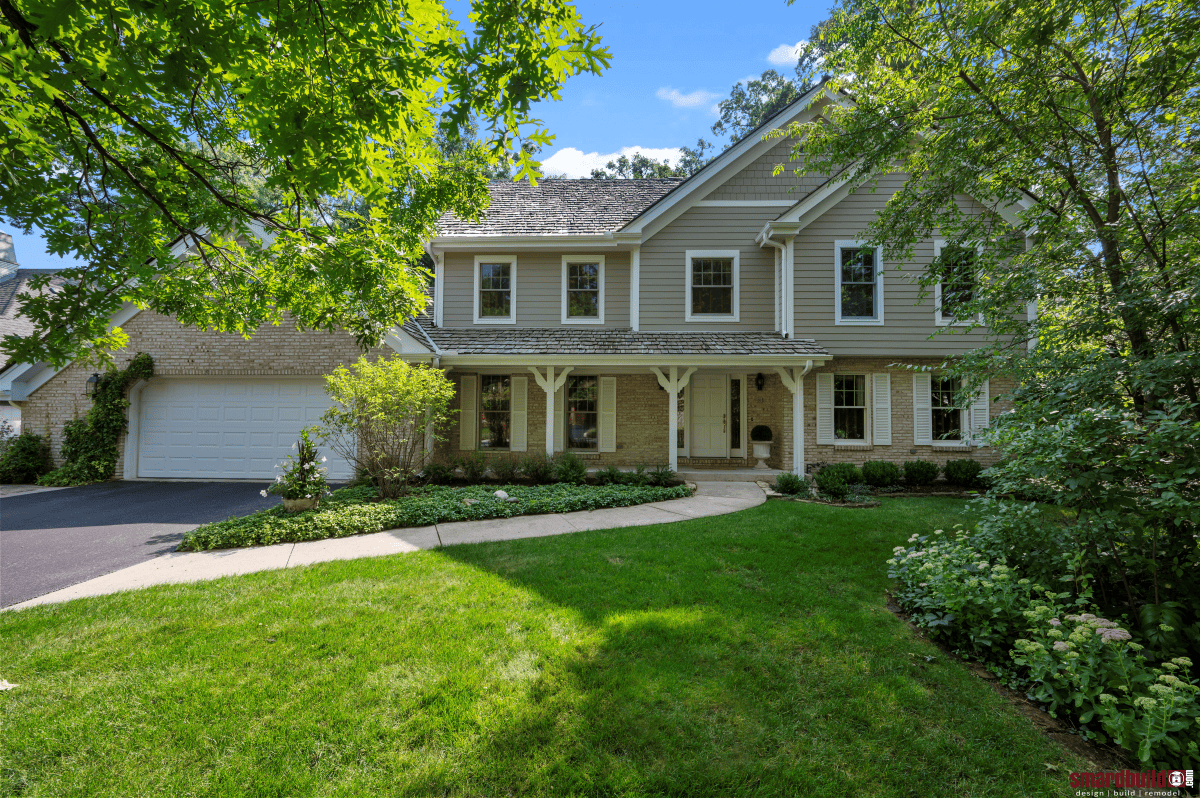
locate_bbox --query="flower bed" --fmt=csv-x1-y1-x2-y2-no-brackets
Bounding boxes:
179,483,693,551
889,528,1200,768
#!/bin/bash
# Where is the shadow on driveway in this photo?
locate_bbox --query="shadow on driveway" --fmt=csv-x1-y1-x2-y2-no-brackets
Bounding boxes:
1,481,283,607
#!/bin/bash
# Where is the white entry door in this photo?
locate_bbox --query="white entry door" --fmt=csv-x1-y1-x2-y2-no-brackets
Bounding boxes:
691,374,728,457
137,377,352,479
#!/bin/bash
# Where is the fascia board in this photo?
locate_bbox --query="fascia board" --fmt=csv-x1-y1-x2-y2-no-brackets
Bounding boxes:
438,353,831,369
623,84,837,240
383,326,437,356
430,234,620,250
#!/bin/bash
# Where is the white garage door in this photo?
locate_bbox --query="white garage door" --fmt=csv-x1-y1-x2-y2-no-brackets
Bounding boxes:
137,378,352,480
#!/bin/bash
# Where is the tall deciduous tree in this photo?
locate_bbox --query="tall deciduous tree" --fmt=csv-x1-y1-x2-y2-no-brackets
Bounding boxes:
787,0,1200,646
0,0,609,366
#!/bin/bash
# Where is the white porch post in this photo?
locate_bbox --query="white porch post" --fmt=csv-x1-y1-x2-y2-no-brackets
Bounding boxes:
529,366,573,457
776,360,813,475
652,366,697,473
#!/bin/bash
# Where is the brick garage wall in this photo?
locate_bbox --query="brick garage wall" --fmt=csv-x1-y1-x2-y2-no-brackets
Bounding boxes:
801,357,1014,472
21,310,382,478
440,372,672,468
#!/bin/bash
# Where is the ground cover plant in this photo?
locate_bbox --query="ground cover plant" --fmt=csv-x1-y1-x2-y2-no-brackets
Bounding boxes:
2,499,1091,796
179,483,691,551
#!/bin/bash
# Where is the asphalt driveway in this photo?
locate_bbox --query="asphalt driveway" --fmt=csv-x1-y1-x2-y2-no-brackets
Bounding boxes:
1,481,282,607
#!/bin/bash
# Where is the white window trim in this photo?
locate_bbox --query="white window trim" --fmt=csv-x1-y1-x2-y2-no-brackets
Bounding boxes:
930,373,970,447
932,240,984,327
832,372,872,446
479,374,513,451
473,255,517,325
685,249,740,323
833,240,884,325
561,255,605,325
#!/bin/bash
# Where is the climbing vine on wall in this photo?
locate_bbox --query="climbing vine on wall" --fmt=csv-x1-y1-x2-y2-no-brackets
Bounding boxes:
38,353,155,486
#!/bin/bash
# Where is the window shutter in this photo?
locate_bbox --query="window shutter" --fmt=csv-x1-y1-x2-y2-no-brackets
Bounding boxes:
554,385,565,452
816,373,834,445
510,375,528,452
872,373,892,445
912,372,933,446
459,375,477,450
969,379,990,446
599,376,617,453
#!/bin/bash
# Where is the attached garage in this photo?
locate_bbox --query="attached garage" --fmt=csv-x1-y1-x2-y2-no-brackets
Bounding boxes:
133,377,353,480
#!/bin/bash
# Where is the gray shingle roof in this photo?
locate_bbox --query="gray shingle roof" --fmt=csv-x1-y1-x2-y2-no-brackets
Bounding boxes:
436,179,684,236
0,269,66,343
410,319,827,358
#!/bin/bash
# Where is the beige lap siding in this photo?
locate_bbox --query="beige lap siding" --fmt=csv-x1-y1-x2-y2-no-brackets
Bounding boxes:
802,357,1014,470
21,310,377,478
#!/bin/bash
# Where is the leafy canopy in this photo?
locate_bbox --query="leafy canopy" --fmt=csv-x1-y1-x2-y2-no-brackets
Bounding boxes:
0,0,609,366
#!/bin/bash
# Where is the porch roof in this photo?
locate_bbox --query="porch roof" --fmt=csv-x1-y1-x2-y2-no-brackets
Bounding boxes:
406,319,829,359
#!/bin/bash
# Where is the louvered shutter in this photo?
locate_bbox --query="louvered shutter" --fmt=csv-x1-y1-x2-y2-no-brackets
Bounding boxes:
816,373,834,445
872,373,892,445
459,375,477,450
599,376,617,453
969,379,990,446
510,375,528,452
554,385,565,452
912,372,933,446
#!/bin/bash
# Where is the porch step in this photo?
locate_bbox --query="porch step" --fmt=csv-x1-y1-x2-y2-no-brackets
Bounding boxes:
677,468,784,483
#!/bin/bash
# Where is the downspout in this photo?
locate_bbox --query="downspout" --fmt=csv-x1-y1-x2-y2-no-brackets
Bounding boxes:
757,230,788,338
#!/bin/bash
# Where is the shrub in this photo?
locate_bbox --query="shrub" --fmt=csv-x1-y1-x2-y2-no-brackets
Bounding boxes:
750,425,772,442
422,462,456,485
942,458,984,488
0,432,53,484
490,457,519,483
861,460,901,488
315,356,455,498
520,454,554,485
814,469,850,500
647,464,676,487
903,459,939,486
625,463,649,486
265,429,329,502
774,472,807,495
595,465,625,486
552,451,588,485
822,462,862,484
460,450,487,483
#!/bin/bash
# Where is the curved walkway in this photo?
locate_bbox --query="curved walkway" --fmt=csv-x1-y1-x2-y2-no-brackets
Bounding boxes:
6,482,765,611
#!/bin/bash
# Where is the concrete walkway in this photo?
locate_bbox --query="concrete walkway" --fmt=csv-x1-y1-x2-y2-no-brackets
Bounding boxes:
6,482,764,611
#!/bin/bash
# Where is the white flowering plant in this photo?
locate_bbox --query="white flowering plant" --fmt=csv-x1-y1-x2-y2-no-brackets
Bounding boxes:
263,428,329,502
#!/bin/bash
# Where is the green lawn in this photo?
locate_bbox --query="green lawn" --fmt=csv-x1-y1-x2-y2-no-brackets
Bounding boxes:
1,498,1090,797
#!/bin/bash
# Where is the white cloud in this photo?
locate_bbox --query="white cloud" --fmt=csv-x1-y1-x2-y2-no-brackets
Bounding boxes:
767,40,807,66
541,146,685,179
655,86,721,109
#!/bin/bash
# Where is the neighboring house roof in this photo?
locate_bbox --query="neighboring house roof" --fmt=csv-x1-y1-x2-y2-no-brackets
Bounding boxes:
436,179,683,236
409,317,827,358
0,269,66,361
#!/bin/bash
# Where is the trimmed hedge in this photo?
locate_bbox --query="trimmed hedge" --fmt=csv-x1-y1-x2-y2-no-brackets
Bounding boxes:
179,482,693,551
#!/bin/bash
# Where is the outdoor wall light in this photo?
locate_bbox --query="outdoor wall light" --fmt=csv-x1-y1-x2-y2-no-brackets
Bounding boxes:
754,373,766,391
84,373,101,397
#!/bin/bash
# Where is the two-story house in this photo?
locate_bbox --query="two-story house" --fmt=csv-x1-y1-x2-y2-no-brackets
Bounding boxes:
9,84,1014,481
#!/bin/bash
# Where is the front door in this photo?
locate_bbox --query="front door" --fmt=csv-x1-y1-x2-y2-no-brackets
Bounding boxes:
691,374,728,457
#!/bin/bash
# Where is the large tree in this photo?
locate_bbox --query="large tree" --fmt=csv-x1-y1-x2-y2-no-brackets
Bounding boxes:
0,0,608,366
787,0,1200,643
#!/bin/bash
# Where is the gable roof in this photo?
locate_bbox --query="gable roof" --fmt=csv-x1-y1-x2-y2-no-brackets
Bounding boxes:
0,269,67,354
436,179,683,237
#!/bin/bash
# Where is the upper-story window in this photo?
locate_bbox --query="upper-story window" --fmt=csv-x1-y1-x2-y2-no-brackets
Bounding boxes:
562,256,605,324
834,241,884,325
934,241,980,326
931,375,963,442
474,255,517,324
685,250,740,322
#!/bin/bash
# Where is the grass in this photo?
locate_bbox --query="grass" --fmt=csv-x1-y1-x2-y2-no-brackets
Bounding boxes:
0,498,1091,797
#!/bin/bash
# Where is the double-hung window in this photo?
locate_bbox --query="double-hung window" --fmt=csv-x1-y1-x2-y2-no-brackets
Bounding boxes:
833,375,867,441
931,375,963,442
480,375,511,449
474,255,516,324
565,376,598,450
685,250,739,322
562,256,604,324
933,241,979,326
834,241,883,324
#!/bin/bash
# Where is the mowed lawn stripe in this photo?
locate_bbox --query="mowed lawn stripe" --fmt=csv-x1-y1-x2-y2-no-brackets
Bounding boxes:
1,498,1089,797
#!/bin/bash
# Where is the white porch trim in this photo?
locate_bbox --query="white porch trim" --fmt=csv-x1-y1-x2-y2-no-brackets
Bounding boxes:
652,366,697,472
528,366,574,457
775,360,814,474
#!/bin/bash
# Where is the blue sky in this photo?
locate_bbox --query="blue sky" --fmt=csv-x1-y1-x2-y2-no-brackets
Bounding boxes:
5,0,825,270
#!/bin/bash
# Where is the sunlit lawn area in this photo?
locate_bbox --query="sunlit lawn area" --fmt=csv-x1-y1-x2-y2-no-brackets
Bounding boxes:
1,498,1089,796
